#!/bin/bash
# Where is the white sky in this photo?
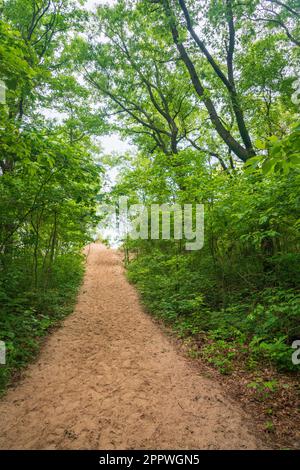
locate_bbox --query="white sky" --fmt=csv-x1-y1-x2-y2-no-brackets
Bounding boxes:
99,135,132,154
85,0,116,11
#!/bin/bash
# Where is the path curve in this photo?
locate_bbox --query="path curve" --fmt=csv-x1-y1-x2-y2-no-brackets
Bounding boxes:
0,244,262,449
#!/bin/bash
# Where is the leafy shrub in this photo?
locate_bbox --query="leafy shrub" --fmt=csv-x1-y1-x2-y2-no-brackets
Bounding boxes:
127,250,300,373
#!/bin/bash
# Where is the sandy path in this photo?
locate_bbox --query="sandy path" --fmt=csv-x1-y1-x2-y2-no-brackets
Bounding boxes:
0,243,262,450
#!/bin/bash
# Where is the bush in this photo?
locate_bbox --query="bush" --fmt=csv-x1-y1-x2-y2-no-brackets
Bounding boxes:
126,250,300,373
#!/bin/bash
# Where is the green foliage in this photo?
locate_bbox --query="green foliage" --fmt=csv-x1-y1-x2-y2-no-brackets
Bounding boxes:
248,124,300,175
126,241,299,372
202,339,238,375
247,377,278,401
122,165,300,373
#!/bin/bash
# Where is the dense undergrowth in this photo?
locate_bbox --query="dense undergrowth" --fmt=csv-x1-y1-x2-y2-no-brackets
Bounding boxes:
128,254,300,375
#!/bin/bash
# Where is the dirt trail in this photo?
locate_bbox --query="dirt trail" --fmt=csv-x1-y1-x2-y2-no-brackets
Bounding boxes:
0,243,263,450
